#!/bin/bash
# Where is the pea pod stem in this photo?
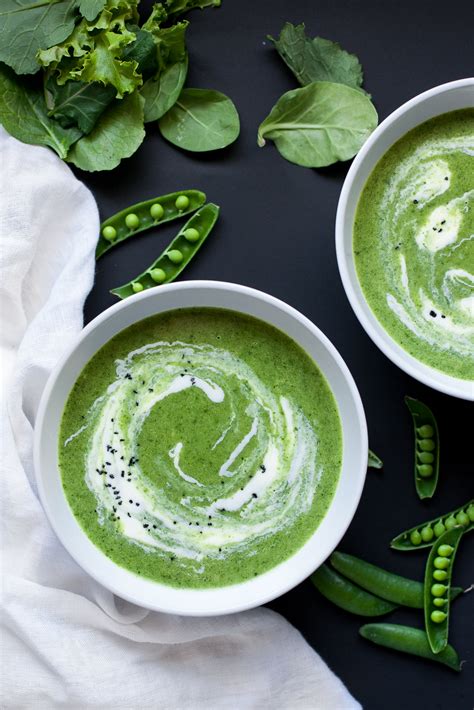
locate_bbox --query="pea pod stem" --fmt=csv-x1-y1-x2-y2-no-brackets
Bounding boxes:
110,204,220,299
330,552,462,608
391,499,474,551
96,189,207,259
359,624,461,671
368,449,383,469
405,396,440,500
424,527,464,655
311,564,397,617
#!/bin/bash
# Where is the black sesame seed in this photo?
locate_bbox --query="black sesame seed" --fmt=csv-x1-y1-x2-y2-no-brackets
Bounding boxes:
252,493,258,499
143,524,149,529
413,199,418,204
429,310,437,318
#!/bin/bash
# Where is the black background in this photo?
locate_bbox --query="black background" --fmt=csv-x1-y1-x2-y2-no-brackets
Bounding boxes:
78,1,473,707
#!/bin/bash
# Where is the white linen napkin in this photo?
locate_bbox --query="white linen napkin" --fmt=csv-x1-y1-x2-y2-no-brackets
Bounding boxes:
0,128,360,710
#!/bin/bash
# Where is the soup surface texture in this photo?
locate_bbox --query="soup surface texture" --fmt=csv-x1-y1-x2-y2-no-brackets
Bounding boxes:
59,308,342,588
353,109,474,381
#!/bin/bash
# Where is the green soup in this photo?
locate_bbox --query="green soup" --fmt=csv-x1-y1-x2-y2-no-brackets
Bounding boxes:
353,109,474,381
59,308,342,588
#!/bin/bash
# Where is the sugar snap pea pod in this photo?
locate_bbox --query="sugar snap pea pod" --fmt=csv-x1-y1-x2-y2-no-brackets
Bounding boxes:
390,499,474,551
96,189,207,259
368,449,383,469
424,527,464,654
330,552,463,608
110,204,219,299
311,564,397,616
405,396,439,499
359,624,461,671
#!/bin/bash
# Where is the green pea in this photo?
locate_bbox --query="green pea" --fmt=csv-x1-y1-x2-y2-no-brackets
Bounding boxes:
150,268,166,284
445,515,457,530
467,504,474,522
438,544,454,557
150,203,164,220
431,584,447,597
430,610,447,624
433,521,446,538
102,225,117,241
418,439,436,452
410,530,422,545
417,424,434,438
433,569,448,581
421,526,434,542
455,511,469,527
433,597,448,607
175,195,190,210
417,451,434,464
183,227,200,242
417,464,433,478
132,282,143,293
125,213,140,229
167,249,183,264
434,557,449,570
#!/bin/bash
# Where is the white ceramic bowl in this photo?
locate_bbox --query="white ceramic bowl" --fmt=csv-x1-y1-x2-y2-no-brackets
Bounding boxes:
34,281,367,616
336,78,474,401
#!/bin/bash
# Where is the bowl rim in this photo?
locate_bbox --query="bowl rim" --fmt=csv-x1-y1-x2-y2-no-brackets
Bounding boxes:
34,280,368,616
335,77,474,401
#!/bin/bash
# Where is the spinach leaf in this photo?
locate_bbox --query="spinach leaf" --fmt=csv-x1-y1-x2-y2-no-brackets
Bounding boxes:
44,76,116,134
67,91,145,171
268,23,364,91
257,81,377,168
159,88,239,152
122,29,159,77
142,56,188,122
37,0,142,99
0,0,78,75
78,0,106,21
0,65,81,159
164,0,221,18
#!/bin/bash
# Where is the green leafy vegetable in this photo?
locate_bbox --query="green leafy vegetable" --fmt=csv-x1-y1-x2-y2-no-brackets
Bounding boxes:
159,88,240,151
142,56,188,122
268,22,364,91
122,28,160,77
67,92,145,171
164,0,221,18
45,76,116,134
78,0,107,22
0,0,78,75
0,65,81,158
257,81,377,168
0,0,231,170
37,0,142,99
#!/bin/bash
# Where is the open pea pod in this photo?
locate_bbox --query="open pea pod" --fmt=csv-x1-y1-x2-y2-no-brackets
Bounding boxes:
424,526,464,654
391,499,474,551
405,396,440,499
110,203,219,299
96,189,207,259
